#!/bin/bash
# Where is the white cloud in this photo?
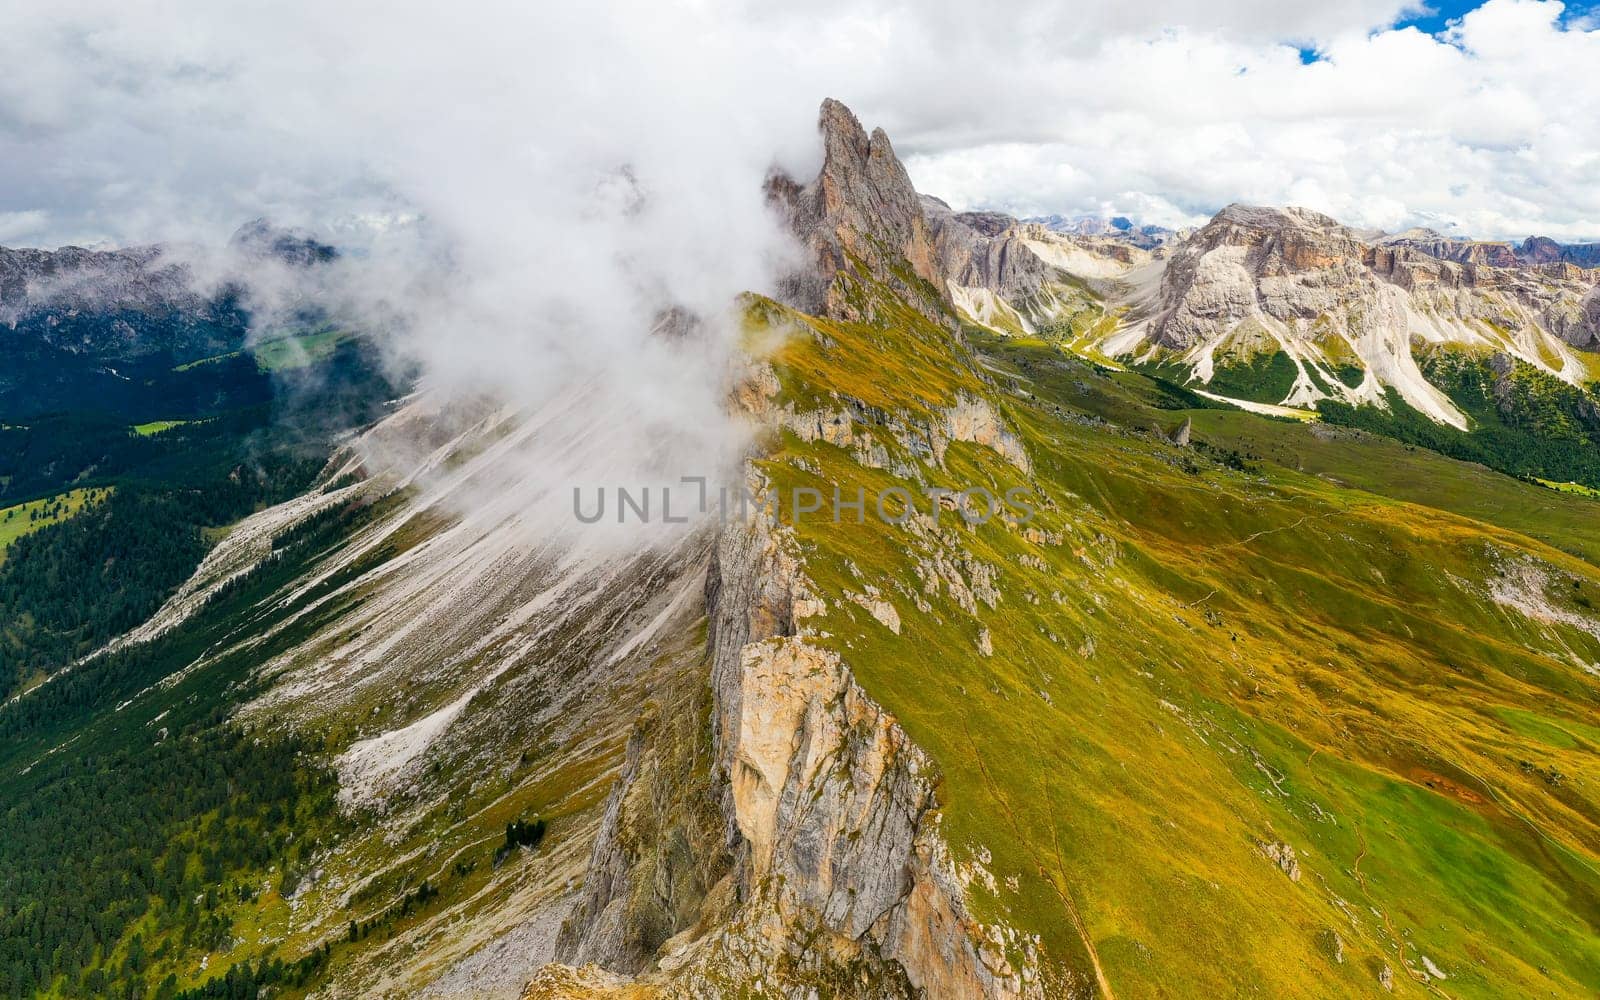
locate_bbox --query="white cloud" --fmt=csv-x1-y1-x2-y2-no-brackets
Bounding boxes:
2,0,1595,248
894,0,1600,239
1,0,1591,546
0,210,49,244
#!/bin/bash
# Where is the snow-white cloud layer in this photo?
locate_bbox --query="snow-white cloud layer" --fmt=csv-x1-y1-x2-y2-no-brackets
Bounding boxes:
2,0,1593,547
2,0,1598,248
895,0,1600,239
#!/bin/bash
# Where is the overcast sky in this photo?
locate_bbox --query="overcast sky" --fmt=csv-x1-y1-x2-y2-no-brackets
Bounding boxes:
2,0,1598,249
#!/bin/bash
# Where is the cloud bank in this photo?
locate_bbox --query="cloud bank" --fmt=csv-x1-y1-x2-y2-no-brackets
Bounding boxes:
3,0,1599,250
1,0,1594,549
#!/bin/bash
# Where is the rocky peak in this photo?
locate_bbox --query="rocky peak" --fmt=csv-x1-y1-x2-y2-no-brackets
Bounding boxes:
767,99,949,323
921,196,1055,302
1522,235,1600,268
1523,236,1567,264
0,243,190,317
1380,230,1521,268
228,218,338,267
1189,204,1368,268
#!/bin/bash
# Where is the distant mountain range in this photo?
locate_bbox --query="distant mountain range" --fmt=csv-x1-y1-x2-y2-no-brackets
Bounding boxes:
1024,213,1180,249
0,220,335,362
1020,213,1600,267
931,201,1600,428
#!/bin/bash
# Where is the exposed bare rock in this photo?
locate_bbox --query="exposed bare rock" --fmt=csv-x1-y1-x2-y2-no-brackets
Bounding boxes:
1316,928,1345,965
1378,227,1521,267
848,589,902,633
1102,203,1600,425
1170,416,1192,447
1256,839,1303,882
923,197,1056,303
921,196,1151,336
938,393,1032,474
767,99,950,325
520,963,641,1000
552,483,1043,998
554,686,734,975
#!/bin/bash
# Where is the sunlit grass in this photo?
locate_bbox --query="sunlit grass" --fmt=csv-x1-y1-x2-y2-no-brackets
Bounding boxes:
0,487,112,559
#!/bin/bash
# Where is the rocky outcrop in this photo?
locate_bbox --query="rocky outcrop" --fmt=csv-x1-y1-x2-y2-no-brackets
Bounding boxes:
920,197,1151,338
1106,202,1600,423
922,197,1056,303
767,100,951,325
550,483,1042,998
693,502,1041,998
1170,416,1192,447
554,685,734,975
1378,228,1521,267
1521,236,1600,269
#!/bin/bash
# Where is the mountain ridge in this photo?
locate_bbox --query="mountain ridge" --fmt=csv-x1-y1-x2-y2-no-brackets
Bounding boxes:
3,98,1600,1000
930,197,1600,429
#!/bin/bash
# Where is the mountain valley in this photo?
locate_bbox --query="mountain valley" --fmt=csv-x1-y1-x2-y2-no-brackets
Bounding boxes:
1,99,1598,1000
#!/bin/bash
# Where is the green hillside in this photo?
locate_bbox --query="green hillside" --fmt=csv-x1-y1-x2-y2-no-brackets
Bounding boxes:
3,249,1597,998
745,269,1600,997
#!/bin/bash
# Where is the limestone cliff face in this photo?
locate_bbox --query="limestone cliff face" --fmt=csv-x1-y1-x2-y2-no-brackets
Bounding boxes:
1147,206,1600,355
922,196,1057,303
539,98,1043,1000
1104,203,1600,424
546,481,1042,999
694,492,1040,998
768,99,951,325
920,196,1152,338
1378,228,1522,268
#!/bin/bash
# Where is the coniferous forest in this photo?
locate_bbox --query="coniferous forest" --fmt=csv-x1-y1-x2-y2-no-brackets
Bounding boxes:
0,323,408,1000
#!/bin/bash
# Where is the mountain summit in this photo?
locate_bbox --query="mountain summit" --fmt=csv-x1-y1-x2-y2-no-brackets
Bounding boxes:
767,99,950,324
928,198,1600,427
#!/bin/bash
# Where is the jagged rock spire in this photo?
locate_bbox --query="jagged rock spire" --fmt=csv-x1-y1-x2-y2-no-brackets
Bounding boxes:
767,98,950,324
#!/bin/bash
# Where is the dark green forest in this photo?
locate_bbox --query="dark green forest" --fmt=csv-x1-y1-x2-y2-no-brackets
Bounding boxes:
0,493,381,999
0,338,407,701
0,313,411,998
1318,350,1600,489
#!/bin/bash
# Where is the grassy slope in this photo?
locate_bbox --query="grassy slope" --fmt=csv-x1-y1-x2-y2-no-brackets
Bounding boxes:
174,328,352,374
131,419,198,436
0,487,112,558
750,275,1600,997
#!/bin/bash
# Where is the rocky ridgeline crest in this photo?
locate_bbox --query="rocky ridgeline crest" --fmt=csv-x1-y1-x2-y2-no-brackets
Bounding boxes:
0,244,201,326
766,99,952,325
1381,228,1600,270
0,220,336,359
1144,203,1600,351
